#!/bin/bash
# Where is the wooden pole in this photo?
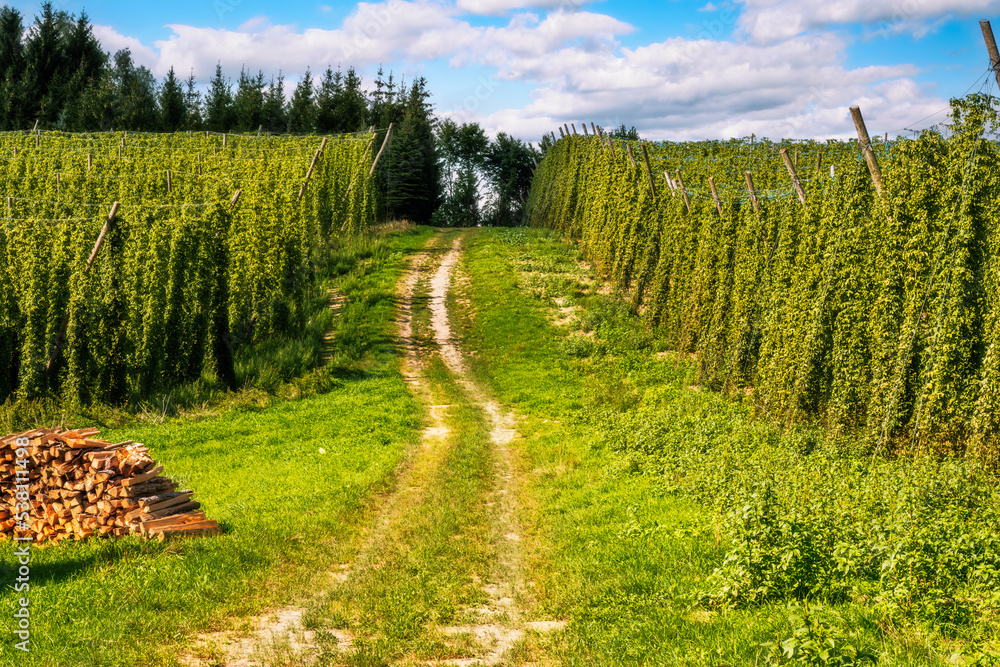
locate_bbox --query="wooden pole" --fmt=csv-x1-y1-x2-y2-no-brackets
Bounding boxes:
745,171,760,215
56,173,60,193
6,197,10,215
231,190,241,205
626,142,636,166
709,176,722,215
32,119,38,132
87,153,92,172
850,105,883,195
563,123,570,137
369,123,393,177
558,127,565,138
47,202,120,373
780,148,808,205
197,153,202,176
830,164,836,179
590,122,596,135
223,133,227,148
582,123,589,137
640,143,657,200
981,20,1000,88
166,170,172,193
675,170,692,212
664,171,676,197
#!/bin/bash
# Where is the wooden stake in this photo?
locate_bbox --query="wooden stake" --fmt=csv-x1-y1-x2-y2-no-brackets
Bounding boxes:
197,153,202,176
591,122,597,135
32,119,38,132
571,123,578,135
166,170,172,193
780,148,807,205
709,176,722,215
563,123,570,137
626,142,636,167
558,127,565,138
981,20,1000,88
87,154,92,172
664,171,676,197
830,164,836,179
56,173,60,193
6,197,10,215
231,190,241,205
640,142,657,200
582,124,589,137
369,123,393,177
46,202,120,373
257,125,262,135
794,146,798,166
849,105,883,195
675,170,692,212
223,133,227,148
745,171,760,215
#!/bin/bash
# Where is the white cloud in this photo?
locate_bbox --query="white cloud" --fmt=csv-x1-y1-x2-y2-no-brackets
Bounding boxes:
463,31,946,141
92,1,952,143
737,0,1000,42
91,25,159,70
456,0,592,16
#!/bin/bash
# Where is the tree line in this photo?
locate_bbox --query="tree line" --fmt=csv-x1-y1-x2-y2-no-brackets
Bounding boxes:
0,2,539,225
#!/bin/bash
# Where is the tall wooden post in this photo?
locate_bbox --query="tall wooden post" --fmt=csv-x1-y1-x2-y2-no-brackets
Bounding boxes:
571,123,578,135
780,148,808,206
981,20,1000,88
745,171,760,215
675,170,692,212
582,123,589,137
709,177,723,215
640,143,657,199
850,105,883,195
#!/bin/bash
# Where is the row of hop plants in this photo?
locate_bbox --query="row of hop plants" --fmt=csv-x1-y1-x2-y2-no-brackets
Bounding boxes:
527,94,1000,464
0,129,377,406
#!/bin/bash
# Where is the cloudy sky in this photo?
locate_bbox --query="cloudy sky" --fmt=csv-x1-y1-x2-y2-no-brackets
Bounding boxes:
10,0,998,140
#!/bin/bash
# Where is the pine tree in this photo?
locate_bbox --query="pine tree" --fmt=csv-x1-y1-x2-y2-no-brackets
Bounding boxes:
159,66,185,131
262,72,287,133
0,6,24,130
233,67,266,132
385,78,439,223
183,71,203,129
314,66,341,133
287,68,315,133
110,49,159,130
204,63,234,132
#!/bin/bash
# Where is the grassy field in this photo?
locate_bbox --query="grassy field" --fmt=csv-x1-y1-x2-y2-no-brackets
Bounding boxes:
0,226,433,666
452,227,999,666
3,224,998,667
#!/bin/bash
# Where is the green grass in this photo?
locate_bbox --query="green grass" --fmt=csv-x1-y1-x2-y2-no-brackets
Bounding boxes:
0,226,433,667
453,227,993,666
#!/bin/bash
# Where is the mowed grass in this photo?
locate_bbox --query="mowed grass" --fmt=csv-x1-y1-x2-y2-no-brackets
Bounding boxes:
0,226,433,667
453,227,958,666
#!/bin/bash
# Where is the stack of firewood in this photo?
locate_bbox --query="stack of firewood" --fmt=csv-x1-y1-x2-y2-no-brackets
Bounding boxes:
0,427,220,542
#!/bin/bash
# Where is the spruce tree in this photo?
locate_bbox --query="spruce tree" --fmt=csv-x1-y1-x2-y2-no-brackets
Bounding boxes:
183,71,203,129
159,66,186,131
287,68,315,133
233,67,265,132
262,72,288,133
204,63,234,132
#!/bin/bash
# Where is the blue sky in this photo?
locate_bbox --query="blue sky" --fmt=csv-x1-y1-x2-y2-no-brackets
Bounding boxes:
10,0,999,140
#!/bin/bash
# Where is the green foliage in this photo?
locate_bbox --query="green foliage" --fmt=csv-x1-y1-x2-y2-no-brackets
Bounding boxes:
0,128,377,407
526,95,1000,456
761,602,878,666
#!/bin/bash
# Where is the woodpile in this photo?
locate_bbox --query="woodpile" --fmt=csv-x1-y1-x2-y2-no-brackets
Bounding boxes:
0,427,220,542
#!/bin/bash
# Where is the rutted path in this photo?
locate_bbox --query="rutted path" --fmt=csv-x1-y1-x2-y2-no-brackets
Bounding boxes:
180,230,561,667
